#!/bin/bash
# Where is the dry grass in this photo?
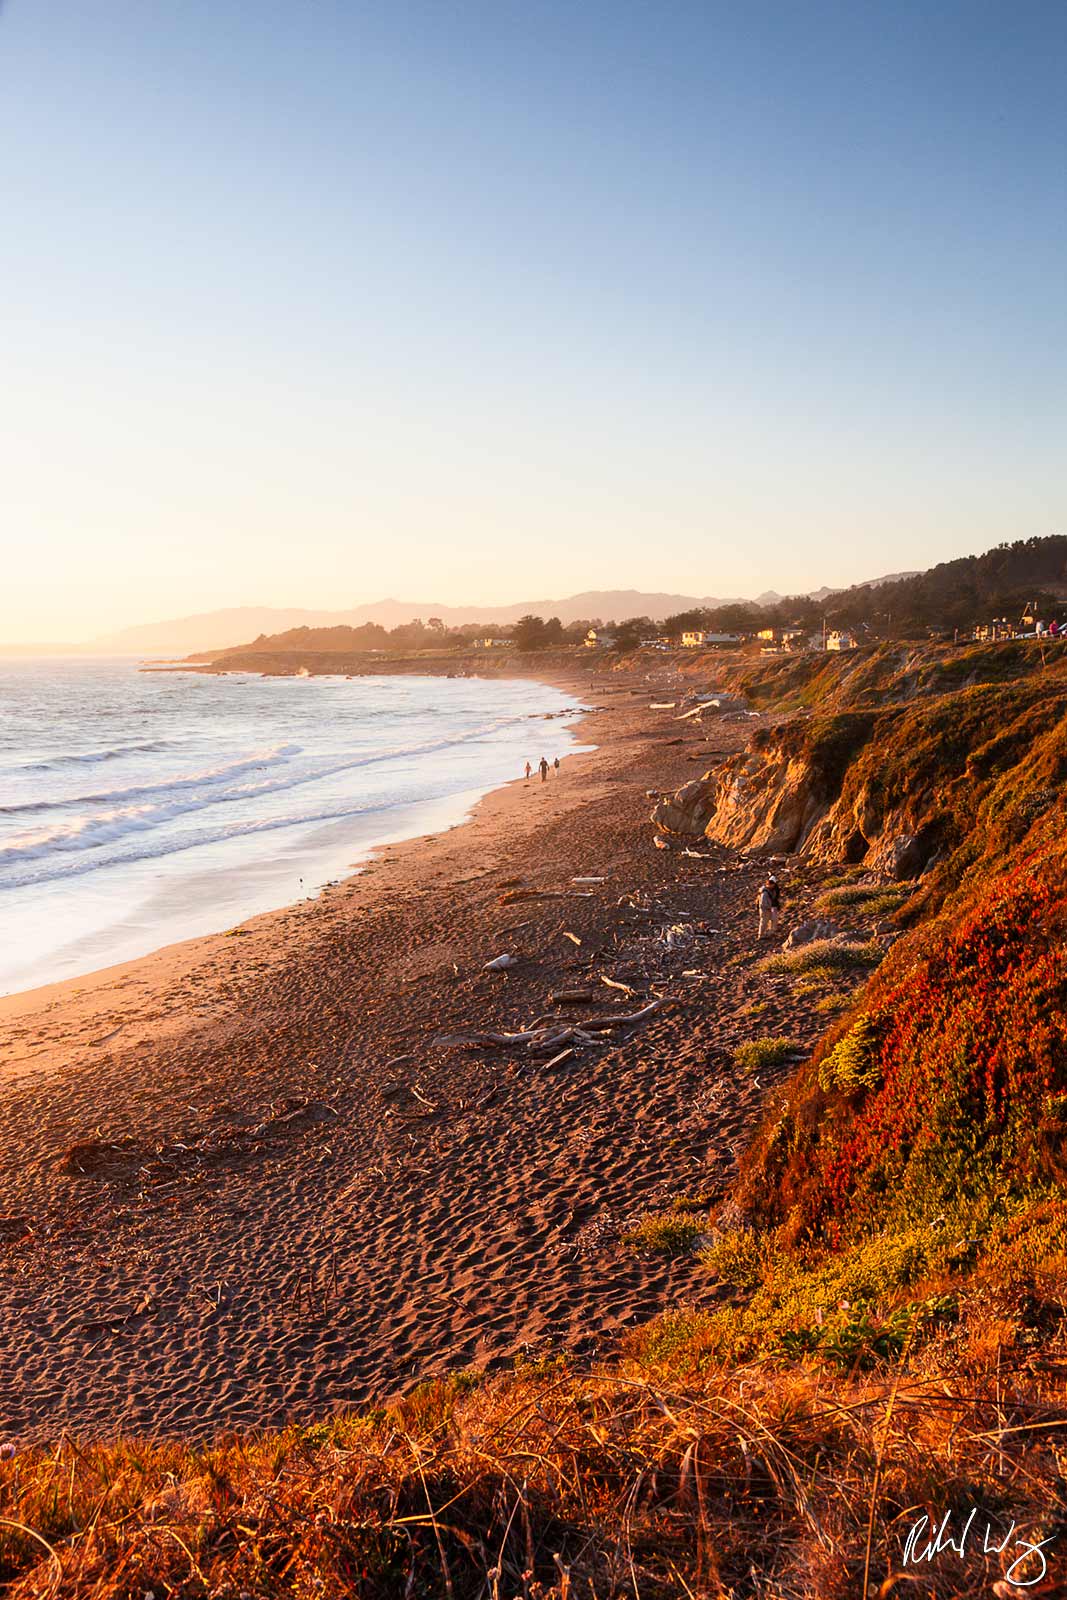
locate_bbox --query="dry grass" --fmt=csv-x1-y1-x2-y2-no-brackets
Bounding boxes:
1,1330,1065,1598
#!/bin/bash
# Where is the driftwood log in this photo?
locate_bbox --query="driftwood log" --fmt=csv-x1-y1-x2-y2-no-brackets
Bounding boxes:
432,999,661,1055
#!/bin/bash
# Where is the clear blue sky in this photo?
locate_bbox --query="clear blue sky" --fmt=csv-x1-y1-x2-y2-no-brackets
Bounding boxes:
2,0,1064,639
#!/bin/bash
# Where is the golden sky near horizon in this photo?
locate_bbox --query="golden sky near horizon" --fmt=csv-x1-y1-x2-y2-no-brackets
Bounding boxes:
2,3,1063,644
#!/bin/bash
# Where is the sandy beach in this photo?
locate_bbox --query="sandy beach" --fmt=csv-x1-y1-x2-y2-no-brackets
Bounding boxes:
0,670,829,1443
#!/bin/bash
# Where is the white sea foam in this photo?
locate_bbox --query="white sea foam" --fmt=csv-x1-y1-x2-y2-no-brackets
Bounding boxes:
0,660,590,994
0,744,303,816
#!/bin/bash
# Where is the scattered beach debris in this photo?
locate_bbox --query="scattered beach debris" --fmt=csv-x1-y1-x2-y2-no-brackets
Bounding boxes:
483,953,518,971
62,1137,143,1179
433,999,661,1059
674,699,720,721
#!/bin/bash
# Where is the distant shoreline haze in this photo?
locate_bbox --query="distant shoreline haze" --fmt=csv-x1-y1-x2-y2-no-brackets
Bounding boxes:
2,576,918,656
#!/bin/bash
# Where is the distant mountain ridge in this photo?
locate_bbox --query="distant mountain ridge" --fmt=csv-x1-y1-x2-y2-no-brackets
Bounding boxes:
5,572,915,656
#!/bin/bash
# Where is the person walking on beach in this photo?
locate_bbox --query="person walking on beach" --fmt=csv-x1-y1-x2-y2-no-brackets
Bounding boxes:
539,756,549,783
756,874,781,939
553,756,560,776
524,761,532,782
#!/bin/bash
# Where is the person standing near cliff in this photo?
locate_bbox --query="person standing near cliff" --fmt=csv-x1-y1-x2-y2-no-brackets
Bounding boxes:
757,874,781,939
553,756,560,776
539,756,549,783
525,761,532,782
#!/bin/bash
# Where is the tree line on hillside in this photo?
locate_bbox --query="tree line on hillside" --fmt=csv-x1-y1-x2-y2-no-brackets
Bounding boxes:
237,615,607,655
228,536,1067,656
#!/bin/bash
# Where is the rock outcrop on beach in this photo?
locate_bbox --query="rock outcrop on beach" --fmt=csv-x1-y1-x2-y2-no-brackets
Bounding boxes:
648,775,719,837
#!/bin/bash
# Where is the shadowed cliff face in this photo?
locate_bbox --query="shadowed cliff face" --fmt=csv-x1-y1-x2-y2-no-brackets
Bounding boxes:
655,650,1067,884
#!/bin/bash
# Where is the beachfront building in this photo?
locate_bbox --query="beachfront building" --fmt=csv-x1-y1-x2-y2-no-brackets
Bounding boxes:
681,629,742,648
584,629,616,648
825,630,858,651
758,627,808,653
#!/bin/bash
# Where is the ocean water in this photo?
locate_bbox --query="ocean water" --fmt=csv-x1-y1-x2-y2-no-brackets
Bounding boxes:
0,660,588,996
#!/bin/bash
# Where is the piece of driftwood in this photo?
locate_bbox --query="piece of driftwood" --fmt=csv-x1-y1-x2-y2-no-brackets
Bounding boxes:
576,999,662,1031
599,974,637,997
433,1027,541,1048
550,989,593,1004
529,1027,576,1053
561,930,582,946
497,887,571,905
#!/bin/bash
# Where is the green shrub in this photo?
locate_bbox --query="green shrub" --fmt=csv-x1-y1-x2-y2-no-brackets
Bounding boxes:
817,1014,885,1094
866,890,910,917
815,883,909,916
777,1296,956,1369
624,1213,702,1256
816,883,881,909
759,939,882,976
734,1036,799,1072
700,1229,765,1291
